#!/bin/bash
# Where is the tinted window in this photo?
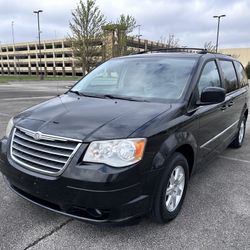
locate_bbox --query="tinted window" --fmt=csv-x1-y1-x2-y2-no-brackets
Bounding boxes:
234,61,248,87
72,58,197,102
198,61,221,95
220,60,238,93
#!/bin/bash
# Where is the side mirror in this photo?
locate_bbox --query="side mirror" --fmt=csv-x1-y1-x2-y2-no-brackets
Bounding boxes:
198,87,226,105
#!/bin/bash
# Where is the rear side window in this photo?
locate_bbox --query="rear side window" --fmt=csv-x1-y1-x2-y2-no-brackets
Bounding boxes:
198,61,221,95
220,60,238,93
234,61,248,87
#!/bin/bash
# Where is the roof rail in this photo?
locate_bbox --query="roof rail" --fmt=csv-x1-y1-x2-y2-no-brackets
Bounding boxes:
136,47,208,54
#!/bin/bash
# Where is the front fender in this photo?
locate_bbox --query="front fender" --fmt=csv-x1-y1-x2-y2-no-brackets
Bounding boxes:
151,131,198,171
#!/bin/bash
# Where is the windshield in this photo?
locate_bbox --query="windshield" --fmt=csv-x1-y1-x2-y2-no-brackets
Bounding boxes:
71,57,197,102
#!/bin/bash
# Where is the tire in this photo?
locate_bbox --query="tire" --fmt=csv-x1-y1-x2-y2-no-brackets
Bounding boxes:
230,117,246,148
151,152,189,223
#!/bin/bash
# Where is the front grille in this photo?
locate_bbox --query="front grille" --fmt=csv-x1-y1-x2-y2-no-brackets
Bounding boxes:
10,127,81,176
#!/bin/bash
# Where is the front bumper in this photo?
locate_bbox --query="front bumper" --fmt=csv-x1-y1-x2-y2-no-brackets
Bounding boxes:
0,137,160,224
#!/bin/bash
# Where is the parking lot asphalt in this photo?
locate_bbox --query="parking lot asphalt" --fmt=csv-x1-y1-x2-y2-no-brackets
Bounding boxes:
0,81,250,250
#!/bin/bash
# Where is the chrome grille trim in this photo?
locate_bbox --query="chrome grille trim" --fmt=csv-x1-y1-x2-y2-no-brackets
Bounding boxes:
12,140,71,157
12,137,72,157
15,130,77,150
10,127,82,176
12,150,63,170
12,144,68,164
16,126,82,142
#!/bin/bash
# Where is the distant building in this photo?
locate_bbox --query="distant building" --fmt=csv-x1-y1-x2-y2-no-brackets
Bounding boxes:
0,39,84,77
2,36,248,77
220,48,250,67
0,33,167,77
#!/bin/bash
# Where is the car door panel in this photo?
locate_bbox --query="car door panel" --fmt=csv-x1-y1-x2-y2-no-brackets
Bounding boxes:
196,102,229,162
217,60,246,145
194,60,229,163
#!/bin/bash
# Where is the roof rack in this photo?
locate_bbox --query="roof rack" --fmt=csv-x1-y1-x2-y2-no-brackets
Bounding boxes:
136,47,208,55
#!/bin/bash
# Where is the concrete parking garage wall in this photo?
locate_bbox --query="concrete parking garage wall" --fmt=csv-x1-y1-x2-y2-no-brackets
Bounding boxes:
0,30,167,77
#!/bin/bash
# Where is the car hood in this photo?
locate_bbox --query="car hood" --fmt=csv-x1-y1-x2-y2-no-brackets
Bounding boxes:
15,93,171,141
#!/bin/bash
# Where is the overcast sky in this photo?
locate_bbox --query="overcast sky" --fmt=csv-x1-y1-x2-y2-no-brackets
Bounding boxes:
0,0,249,48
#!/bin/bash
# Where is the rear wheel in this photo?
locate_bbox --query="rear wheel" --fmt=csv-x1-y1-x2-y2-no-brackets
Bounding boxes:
230,117,246,148
151,152,189,223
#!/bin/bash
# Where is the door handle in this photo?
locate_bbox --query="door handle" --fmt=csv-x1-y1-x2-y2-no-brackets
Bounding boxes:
228,101,234,107
221,105,227,111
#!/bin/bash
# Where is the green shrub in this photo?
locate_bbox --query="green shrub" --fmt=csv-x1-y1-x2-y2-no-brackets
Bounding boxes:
245,62,250,79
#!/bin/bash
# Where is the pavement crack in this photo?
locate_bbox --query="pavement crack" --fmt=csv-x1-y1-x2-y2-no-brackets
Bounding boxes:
23,218,73,250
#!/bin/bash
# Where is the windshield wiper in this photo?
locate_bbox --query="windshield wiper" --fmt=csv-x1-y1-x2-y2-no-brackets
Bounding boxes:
69,90,104,98
68,90,82,96
104,94,149,102
69,91,148,102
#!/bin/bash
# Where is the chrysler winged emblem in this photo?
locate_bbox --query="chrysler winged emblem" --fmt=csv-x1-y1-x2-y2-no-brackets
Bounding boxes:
33,131,42,141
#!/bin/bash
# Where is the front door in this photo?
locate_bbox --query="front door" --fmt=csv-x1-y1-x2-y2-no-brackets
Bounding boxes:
195,60,229,163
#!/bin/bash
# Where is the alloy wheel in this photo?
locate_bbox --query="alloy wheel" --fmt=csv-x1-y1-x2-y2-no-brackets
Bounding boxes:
165,165,185,212
238,120,245,144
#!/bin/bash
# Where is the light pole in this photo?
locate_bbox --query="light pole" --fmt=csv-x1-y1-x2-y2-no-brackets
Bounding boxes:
135,25,142,50
11,21,18,75
33,10,43,80
11,21,15,45
213,14,226,53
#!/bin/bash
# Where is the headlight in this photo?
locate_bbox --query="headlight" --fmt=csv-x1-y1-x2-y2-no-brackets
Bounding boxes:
83,138,146,167
5,117,14,138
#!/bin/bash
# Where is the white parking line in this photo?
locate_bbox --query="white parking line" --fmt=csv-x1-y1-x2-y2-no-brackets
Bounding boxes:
0,112,10,117
1,96,54,101
219,155,250,164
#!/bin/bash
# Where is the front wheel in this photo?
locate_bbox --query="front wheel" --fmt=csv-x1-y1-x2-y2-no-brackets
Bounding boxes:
230,117,246,148
151,152,189,223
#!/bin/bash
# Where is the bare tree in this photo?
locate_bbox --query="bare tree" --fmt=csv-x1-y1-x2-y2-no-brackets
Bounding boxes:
69,0,106,74
160,34,180,48
245,62,250,79
167,34,180,47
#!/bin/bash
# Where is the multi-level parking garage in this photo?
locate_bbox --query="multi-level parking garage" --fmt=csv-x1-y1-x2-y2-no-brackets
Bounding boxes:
0,35,169,77
0,39,92,76
2,35,248,78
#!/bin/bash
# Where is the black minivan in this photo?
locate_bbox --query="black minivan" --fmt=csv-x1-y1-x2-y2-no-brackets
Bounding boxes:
0,49,249,224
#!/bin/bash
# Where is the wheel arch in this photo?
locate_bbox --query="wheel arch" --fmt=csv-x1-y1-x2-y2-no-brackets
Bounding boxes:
151,132,197,176
244,108,248,119
240,103,248,120
175,144,195,175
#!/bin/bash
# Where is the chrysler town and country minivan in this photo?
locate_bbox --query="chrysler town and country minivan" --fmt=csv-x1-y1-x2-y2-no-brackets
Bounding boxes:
0,48,248,224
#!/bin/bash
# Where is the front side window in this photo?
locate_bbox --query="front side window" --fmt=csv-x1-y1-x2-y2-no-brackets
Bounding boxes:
234,61,248,87
198,61,221,95
220,60,238,93
71,57,197,102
